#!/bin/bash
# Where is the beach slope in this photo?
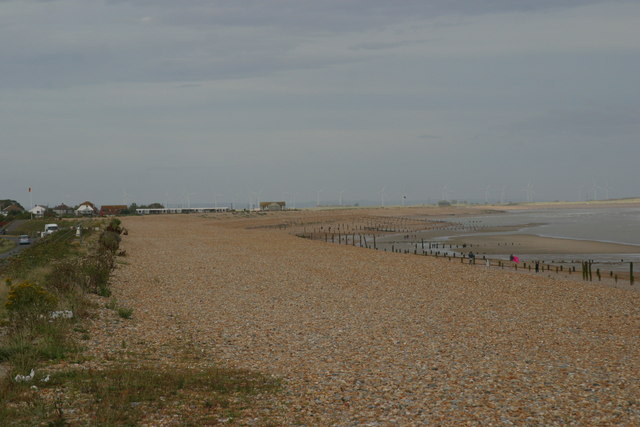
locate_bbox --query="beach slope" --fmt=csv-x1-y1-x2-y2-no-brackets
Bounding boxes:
94,212,640,424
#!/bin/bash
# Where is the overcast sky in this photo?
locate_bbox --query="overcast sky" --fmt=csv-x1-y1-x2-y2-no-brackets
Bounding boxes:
2,0,639,208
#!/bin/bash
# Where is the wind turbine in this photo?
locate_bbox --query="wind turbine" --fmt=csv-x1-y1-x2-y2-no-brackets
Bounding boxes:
122,188,134,207
591,178,600,201
441,185,449,202
186,192,196,209
338,189,346,206
379,186,385,207
282,191,295,209
212,193,224,208
316,189,323,207
483,185,491,204
523,181,535,203
500,186,506,205
249,191,259,210
604,180,615,200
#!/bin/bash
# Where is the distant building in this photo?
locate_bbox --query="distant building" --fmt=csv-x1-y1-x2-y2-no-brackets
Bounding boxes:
100,205,127,216
136,206,230,215
53,203,74,216
259,201,286,211
75,201,97,216
1,204,24,216
29,205,47,217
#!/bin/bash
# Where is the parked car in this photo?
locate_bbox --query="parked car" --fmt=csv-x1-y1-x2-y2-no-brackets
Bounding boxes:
44,223,59,235
18,235,31,245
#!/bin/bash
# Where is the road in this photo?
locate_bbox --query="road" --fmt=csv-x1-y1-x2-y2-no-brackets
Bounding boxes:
0,236,31,259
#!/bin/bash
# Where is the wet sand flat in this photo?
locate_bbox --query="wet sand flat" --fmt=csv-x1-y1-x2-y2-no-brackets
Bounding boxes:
90,211,640,424
447,233,640,255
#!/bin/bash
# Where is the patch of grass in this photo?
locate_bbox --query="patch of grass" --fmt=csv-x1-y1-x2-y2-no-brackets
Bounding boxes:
105,298,118,310
0,219,110,380
7,219,53,236
105,297,133,319
117,306,133,319
0,365,282,426
0,238,15,254
0,318,78,373
0,228,80,282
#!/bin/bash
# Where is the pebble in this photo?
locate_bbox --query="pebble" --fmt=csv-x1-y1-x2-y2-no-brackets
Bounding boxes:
80,210,640,424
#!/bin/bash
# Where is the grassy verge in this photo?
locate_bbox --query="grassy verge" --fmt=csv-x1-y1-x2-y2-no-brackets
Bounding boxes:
0,219,115,389
0,230,83,284
6,219,69,236
0,221,106,375
0,218,285,425
0,238,15,254
1,365,281,425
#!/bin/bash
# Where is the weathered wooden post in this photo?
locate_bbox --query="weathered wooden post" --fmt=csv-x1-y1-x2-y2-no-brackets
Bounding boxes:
631,262,634,285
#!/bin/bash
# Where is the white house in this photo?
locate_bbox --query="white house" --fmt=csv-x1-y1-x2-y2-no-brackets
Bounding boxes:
29,205,47,217
0,204,24,216
75,202,97,216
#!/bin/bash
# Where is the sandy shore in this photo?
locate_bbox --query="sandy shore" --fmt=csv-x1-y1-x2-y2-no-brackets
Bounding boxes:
83,210,640,424
446,233,640,255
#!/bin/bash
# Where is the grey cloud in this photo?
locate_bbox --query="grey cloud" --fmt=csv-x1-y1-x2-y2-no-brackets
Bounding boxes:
505,109,640,139
0,0,622,90
350,39,430,51
107,0,608,30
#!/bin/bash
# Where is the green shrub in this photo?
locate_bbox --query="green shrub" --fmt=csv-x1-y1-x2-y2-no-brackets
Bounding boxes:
105,298,118,310
99,231,121,253
106,218,122,234
5,282,57,318
79,256,111,296
117,307,133,319
45,259,81,293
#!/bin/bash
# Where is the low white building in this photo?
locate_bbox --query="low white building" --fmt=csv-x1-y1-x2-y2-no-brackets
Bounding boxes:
29,205,47,217
75,201,97,216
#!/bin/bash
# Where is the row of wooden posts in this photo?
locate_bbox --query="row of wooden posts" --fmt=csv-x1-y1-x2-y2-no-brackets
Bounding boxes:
581,260,634,285
296,231,636,286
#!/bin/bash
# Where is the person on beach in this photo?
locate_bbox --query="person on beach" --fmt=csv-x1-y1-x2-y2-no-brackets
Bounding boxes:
535,261,540,273
468,251,475,264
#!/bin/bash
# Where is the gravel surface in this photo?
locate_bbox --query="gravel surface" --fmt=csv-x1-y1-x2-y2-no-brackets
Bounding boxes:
89,211,640,425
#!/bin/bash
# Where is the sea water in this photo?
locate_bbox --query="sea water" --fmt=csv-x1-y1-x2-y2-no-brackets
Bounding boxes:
431,206,640,271
436,206,640,246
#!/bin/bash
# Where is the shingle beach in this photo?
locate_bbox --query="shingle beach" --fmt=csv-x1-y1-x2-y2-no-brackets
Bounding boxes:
90,209,640,425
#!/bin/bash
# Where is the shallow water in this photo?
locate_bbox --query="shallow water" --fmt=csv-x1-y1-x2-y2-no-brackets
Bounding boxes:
436,206,640,246
376,206,640,272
